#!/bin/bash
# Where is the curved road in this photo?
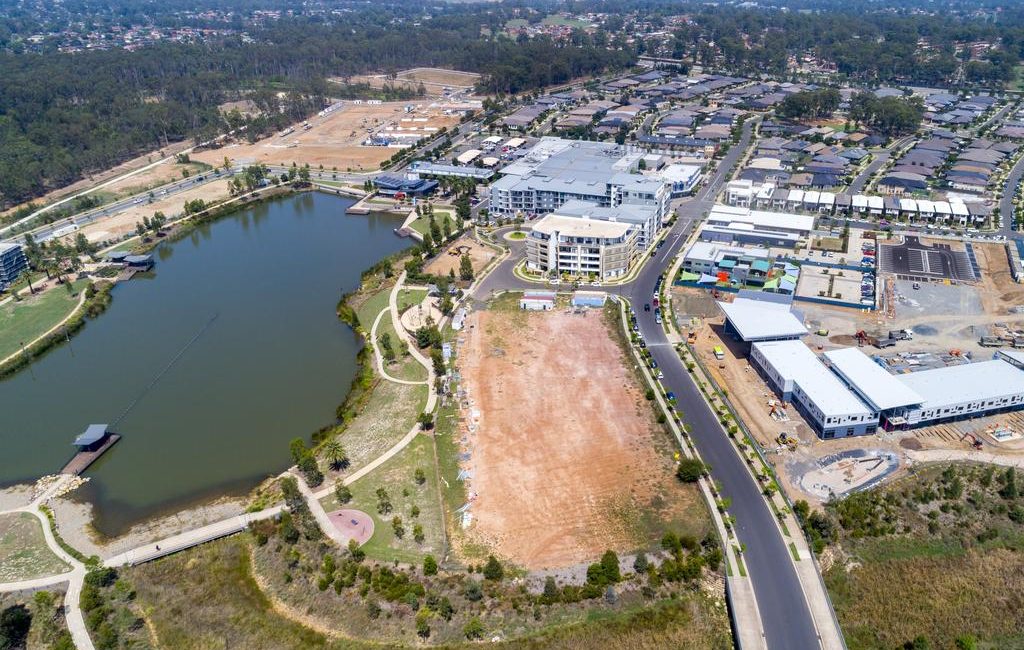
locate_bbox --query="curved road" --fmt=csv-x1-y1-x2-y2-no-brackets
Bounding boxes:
474,119,824,648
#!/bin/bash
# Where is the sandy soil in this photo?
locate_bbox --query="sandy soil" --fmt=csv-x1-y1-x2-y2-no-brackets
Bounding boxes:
192,101,461,172
457,306,690,569
100,161,210,200
347,67,481,96
75,179,232,244
48,492,246,560
424,236,496,279
0,484,33,512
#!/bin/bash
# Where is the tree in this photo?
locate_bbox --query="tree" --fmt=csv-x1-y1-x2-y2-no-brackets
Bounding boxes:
348,538,365,562
459,254,474,281
423,555,438,575
0,605,31,650
676,458,705,482
323,440,348,471
334,481,352,504
414,468,426,485
542,576,559,602
431,348,446,376
482,555,504,581
633,551,649,574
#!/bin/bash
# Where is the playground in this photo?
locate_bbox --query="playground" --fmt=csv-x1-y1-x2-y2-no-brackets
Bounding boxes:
423,236,496,280
455,301,708,569
325,509,374,546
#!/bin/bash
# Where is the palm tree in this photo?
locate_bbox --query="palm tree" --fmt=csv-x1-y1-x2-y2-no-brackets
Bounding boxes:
323,440,348,471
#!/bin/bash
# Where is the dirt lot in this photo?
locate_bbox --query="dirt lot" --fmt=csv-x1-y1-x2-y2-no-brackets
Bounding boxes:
424,236,496,279
348,67,481,97
76,179,232,243
100,160,210,200
457,303,706,569
192,101,461,172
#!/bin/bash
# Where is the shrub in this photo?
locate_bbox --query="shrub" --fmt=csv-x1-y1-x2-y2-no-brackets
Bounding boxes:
482,555,504,581
676,458,705,482
463,617,485,639
423,555,438,575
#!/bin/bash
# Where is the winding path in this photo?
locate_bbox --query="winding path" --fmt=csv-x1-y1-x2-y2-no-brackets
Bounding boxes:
0,476,94,650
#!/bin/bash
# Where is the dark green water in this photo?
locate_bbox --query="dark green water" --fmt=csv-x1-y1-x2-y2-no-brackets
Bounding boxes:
0,192,408,535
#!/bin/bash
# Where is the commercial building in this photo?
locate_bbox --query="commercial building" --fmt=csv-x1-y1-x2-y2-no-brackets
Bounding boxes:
373,175,438,197
705,205,815,238
526,214,637,280
489,138,671,247
407,162,494,181
719,295,807,343
0,243,28,290
658,163,703,197
751,340,879,439
754,344,1024,439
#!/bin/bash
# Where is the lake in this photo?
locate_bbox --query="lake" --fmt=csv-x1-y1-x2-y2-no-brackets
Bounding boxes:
0,192,408,535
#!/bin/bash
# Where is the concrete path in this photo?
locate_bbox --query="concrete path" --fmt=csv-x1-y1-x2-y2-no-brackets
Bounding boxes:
0,475,94,650
0,287,88,368
369,308,427,386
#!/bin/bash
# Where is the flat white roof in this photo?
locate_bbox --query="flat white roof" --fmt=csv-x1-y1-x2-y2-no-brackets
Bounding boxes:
852,194,868,207
708,205,814,233
824,348,923,411
788,189,805,202
898,360,1024,411
867,196,884,209
754,341,875,417
532,213,632,239
457,149,482,164
900,198,918,211
720,298,807,341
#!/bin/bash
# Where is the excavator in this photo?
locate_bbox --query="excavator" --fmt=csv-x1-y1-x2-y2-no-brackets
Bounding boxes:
961,432,983,450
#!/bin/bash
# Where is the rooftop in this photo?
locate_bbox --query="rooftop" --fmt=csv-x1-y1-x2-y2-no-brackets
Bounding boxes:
719,298,807,341
754,341,875,418
824,348,923,411
531,213,632,240
898,360,1024,411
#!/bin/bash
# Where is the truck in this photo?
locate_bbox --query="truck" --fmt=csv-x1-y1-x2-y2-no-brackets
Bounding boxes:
713,346,725,361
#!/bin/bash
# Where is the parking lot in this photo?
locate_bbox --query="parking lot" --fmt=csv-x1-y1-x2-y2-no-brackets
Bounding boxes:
879,236,976,282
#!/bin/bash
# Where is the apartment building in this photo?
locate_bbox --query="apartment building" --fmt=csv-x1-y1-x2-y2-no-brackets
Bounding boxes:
0,243,27,290
526,214,638,280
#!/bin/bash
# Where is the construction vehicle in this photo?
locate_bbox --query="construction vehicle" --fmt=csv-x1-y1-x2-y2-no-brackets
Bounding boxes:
980,335,1002,347
855,330,871,347
687,329,697,345
962,432,983,450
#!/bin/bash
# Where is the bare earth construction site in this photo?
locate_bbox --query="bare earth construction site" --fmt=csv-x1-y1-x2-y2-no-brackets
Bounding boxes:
456,301,708,570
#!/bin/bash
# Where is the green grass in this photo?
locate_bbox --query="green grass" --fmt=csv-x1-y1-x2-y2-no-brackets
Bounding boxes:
0,281,87,361
789,542,800,562
353,287,392,331
328,379,428,480
0,512,71,582
1010,64,1024,91
376,313,427,383
733,547,747,577
320,434,444,564
396,288,427,314
505,18,529,29
541,14,590,28
506,231,527,240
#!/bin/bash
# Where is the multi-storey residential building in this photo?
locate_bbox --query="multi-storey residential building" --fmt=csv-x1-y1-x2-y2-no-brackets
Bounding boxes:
0,243,27,290
526,214,638,280
489,138,671,248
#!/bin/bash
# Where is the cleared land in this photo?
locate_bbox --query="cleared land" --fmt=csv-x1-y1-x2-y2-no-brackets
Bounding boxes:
457,301,708,569
192,101,461,172
347,67,481,97
423,236,496,279
77,178,233,243
0,512,70,582
0,282,86,362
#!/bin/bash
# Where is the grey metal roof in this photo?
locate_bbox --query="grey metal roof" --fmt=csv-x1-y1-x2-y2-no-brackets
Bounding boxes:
74,424,109,446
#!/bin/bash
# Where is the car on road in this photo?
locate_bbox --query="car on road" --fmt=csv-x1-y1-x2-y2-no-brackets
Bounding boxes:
657,371,664,380
644,303,651,311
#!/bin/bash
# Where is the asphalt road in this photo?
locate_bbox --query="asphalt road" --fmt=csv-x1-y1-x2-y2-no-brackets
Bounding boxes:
474,117,822,648
1000,153,1024,238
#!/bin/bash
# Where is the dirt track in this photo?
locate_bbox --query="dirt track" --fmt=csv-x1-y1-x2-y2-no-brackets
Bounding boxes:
458,306,699,569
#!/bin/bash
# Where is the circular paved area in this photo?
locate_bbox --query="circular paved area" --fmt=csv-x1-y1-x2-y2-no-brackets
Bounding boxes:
326,508,374,546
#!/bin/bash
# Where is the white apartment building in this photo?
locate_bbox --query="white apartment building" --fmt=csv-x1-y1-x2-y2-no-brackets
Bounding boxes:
526,214,638,280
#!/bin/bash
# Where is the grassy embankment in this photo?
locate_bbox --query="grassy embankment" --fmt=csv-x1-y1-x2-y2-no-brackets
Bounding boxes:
811,463,1024,649
0,280,111,379
0,513,70,582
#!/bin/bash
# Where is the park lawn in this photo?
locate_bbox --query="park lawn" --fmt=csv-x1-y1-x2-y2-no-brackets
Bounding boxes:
506,231,527,240
377,314,428,383
327,378,428,483
353,286,392,332
0,513,70,582
320,434,445,565
129,536,347,650
504,18,529,29
396,288,427,313
0,281,87,362
1011,65,1024,92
